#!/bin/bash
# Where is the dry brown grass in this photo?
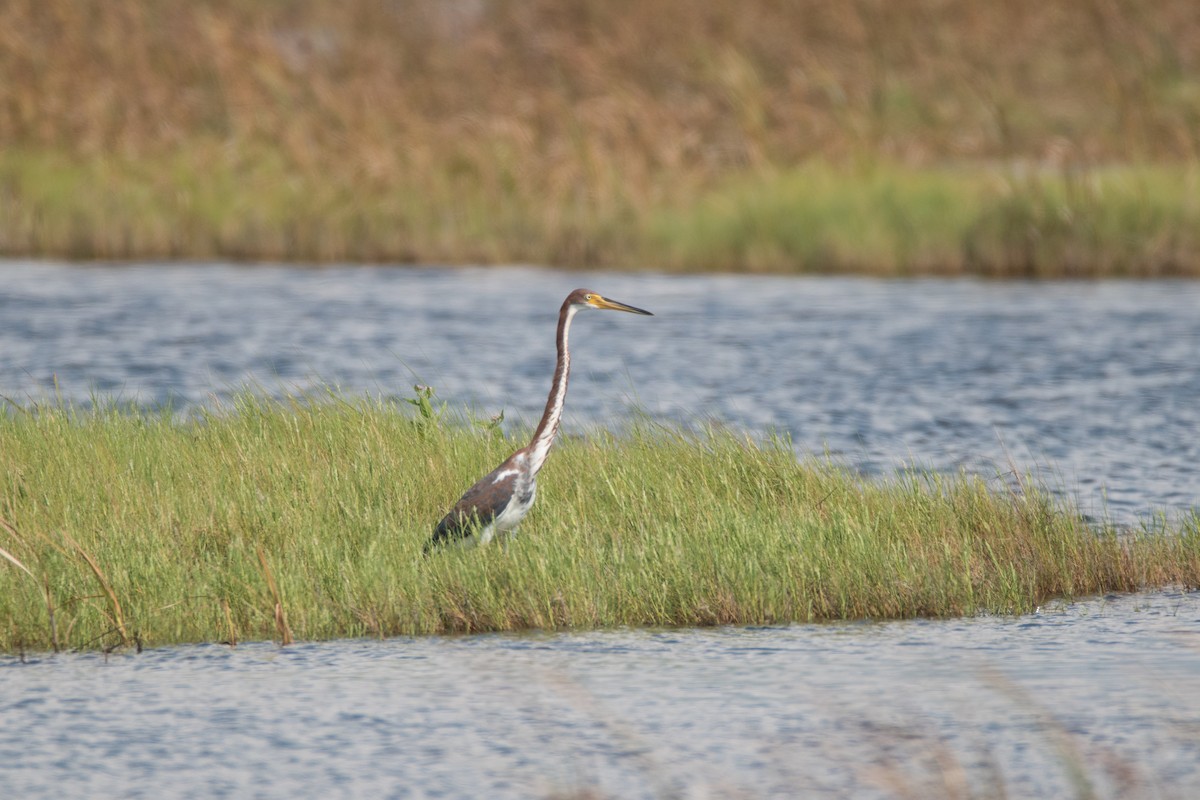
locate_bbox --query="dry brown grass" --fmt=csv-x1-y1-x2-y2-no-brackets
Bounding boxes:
2,1,1199,269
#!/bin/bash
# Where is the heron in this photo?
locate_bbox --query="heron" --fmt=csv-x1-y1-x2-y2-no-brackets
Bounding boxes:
426,289,652,551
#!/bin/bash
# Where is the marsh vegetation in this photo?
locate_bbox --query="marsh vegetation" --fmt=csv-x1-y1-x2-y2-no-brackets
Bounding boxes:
2,392,1196,653
3,1,1199,274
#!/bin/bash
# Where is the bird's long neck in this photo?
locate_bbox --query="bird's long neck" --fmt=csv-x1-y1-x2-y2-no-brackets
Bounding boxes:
526,301,577,475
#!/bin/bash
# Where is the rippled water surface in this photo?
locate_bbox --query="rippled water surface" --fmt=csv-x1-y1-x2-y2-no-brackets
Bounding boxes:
3,261,1199,522
3,592,1199,798
2,261,1199,797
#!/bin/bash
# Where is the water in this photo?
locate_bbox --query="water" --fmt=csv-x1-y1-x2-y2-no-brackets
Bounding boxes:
3,261,1198,523
2,261,1199,797
3,592,1198,798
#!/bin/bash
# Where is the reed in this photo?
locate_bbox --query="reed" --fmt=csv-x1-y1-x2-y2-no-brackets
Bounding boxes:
2,0,1199,273
648,162,1200,276
1,392,1196,652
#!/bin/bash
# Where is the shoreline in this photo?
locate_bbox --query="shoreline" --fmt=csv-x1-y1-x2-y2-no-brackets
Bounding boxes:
3,154,1196,278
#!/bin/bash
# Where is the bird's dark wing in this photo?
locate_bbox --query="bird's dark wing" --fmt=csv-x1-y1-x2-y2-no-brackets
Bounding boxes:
428,457,520,549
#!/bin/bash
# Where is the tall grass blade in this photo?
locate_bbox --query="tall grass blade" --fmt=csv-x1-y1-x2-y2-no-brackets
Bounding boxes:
64,533,130,647
221,598,237,648
0,543,33,579
256,546,293,646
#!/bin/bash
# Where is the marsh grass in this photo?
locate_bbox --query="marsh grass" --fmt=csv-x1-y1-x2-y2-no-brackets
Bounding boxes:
648,163,1200,276
6,150,1197,276
1,393,1197,653
3,0,1200,274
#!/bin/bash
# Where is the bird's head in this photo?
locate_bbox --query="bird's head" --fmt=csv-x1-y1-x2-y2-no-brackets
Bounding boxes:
568,289,653,316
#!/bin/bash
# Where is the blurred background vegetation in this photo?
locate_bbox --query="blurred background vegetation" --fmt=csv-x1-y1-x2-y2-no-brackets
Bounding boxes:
2,0,1198,275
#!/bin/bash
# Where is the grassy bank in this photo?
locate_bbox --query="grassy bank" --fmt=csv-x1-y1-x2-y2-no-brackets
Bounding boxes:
652,163,1200,276
4,151,1198,276
1,393,1197,653
3,0,1200,274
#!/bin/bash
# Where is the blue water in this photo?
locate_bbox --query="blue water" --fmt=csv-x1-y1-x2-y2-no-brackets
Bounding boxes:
2,261,1199,798
3,591,1198,798
3,261,1198,524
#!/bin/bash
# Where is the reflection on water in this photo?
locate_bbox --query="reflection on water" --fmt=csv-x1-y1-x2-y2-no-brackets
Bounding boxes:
2,261,1198,524
2,591,1198,798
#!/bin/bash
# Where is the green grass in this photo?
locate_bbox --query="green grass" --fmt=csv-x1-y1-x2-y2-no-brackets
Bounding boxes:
647,162,1200,276
4,149,1199,276
1,392,1197,653
0,145,629,266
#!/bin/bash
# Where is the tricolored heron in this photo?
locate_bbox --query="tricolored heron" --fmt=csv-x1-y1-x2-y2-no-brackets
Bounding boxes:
427,289,652,551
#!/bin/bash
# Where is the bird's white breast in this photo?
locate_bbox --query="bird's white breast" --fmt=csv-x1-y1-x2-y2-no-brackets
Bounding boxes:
493,473,536,535
476,452,536,543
